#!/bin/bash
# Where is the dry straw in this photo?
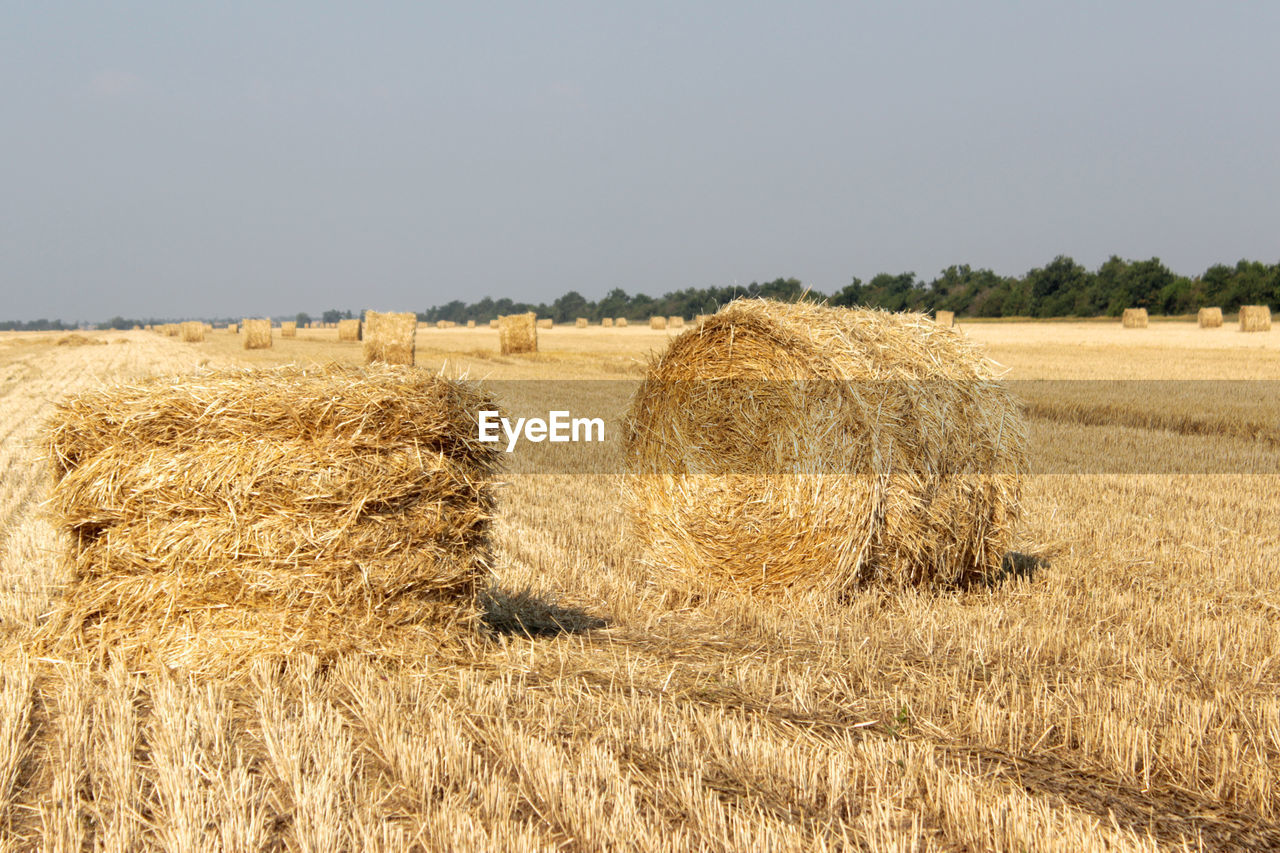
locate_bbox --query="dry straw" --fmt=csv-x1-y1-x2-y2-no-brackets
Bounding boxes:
489,319,499,328
498,312,537,355
668,316,685,328
242,318,272,349
364,310,417,366
576,317,588,328
616,317,628,327
649,316,667,330
1240,305,1272,332
695,314,711,324
38,365,501,673
337,318,362,341
1122,308,1149,329
179,321,205,343
281,321,297,337
1198,307,1223,328
164,324,180,337
537,318,553,329
935,310,955,327
602,318,614,327
467,319,476,328
227,324,238,334
623,298,1028,596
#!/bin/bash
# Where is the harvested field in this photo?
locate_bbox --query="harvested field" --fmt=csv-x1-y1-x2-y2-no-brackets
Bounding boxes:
0,322,1278,849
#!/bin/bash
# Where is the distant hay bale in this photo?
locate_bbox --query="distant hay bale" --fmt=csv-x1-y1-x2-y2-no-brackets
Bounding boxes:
38,365,501,672
489,319,499,328
228,323,239,334
935,310,955,327
498,312,537,355
436,320,448,329
364,310,417,366
337,318,362,341
649,316,667,330
1122,308,1149,328
281,321,297,338
165,324,180,337
56,334,104,347
242,318,272,349
1240,305,1272,332
602,318,614,327
623,299,1027,595
537,318,553,329
1198,307,1223,328
203,323,213,332
616,317,628,327
668,316,684,328
180,321,205,343
695,314,711,325
576,317,589,328
144,324,153,331
467,319,476,328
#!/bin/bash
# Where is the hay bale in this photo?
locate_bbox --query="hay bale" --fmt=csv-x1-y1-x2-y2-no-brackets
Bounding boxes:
695,314,711,325
602,318,614,327
1240,305,1272,332
281,321,297,338
338,318,362,341
623,299,1027,595
649,316,667,330
164,324,180,337
668,316,685,328
242,318,272,349
364,310,417,366
39,365,501,672
467,320,476,328
576,317,589,328
1122,308,1148,328
227,324,238,334
180,321,205,343
537,318,553,329
144,324,153,331
498,312,537,355
203,323,213,332
935,310,955,328
489,319,499,328
1197,307,1223,328
616,317,628,328
436,320,448,329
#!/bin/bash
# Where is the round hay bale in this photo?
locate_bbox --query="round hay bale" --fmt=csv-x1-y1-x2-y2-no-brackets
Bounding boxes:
1198,307,1223,328
623,299,1027,594
1240,305,1272,332
1122,308,1148,328
602,317,614,327
616,317,628,327
649,316,667,330
537,318,554,329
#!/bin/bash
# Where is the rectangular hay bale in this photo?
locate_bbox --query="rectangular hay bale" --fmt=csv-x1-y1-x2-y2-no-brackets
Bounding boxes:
498,312,537,355
242,318,272,349
364,310,417,365
575,317,588,328
39,365,501,671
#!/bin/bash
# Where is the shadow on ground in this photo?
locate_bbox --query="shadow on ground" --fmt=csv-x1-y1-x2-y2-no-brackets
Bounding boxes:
988,551,1050,586
482,586,608,638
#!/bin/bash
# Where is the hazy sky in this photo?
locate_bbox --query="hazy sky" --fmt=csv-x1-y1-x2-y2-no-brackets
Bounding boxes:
3,2,1278,321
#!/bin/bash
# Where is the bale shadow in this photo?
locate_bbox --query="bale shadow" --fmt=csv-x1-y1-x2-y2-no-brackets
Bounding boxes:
987,551,1049,587
482,587,608,638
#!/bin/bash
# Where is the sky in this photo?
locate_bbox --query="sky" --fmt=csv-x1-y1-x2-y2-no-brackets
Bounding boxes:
2,2,1278,321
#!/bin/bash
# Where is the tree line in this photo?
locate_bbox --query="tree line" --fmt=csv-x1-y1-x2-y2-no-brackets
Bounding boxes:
418,255,1280,324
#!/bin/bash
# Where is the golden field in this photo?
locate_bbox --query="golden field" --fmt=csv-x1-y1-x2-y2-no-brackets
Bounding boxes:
0,320,1278,851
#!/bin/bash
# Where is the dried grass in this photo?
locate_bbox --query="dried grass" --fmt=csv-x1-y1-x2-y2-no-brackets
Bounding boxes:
623,298,1027,595
37,365,501,674
281,321,297,338
227,324,238,334
936,310,955,327
242,319,272,350
1198,307,1223,328
1122,308,1148,329
695,314,711,324
363,311,417,366
1240,305,1272,332
649,316,667,330
180,322,205,343
498,313,537,355
337,319,362,341
537,318,553,329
